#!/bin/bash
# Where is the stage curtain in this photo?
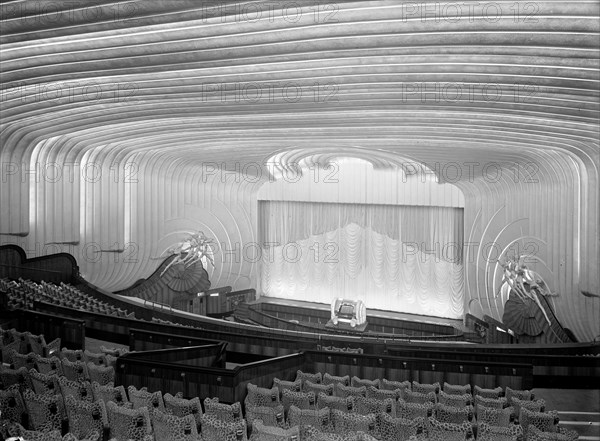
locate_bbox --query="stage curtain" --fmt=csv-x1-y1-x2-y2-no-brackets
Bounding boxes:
259,201,464,319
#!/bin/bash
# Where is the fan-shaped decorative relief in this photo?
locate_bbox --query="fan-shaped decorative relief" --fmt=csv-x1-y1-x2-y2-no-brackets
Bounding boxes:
163,261,210,293
502,294,544,336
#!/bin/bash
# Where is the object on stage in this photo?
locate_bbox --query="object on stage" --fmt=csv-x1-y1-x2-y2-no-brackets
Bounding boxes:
327,298,368,331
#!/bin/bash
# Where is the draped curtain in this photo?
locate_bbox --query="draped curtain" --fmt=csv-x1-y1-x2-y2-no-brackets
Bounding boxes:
259,201,464,319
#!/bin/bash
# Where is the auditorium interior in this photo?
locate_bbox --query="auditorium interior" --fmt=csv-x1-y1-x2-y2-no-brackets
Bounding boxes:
0,1,599,440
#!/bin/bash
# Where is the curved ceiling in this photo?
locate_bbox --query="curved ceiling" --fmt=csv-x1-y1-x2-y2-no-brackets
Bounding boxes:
1,0,597,175
1,0,599,339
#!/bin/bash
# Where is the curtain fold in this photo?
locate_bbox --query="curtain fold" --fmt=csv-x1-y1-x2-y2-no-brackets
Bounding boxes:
259,201,464,319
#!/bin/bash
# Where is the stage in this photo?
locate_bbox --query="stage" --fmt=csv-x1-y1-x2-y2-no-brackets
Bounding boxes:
248,296,469,339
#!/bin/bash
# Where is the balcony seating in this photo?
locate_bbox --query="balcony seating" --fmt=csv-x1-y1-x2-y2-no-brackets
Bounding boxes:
382,378,411,392
151,408,199,441
396,399,434,420
22,389,66,432
86,362,115,385
246,383,280,408
106,400,153,441
200,413,247,441
163,393,203,430
64,395,109,439
330,408,377,437
506,387,534,404
352,376,380,389
128,385,165,417
0,387,27,425
366,385,402,401
248,419,299,441
427,416,474,441
334,383,366,399
316,392,354,413
58,376,94,403
245,402,286,429
272,377,301,395
412,381,441,395
475,386,504,398
287,404,330,430
477,421,523,441
439,390,472,407
91,381,129,407
404,389,437,405
295,370,322,386
477,405,515,427
203,397,243,422
304,379,334,396
355,396,395,417
444,382,472,395
322,373,349,387
434,402,474,424
28,369,60,395
61,358,89,382
377,413,424,441
281,388,316,412
519,407,560,440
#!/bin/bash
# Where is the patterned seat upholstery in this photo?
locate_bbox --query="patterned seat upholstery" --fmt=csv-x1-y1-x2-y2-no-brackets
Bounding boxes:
304,380,334,396
281,388,316,412
10,351,37,371
382,379,411,392
106,400,153,441
287,404,330,431
1,422,63,441
203,397,243,422
0,387,26,425
244,403,286,428
301,426,381,441
64,395,109,439
27,334,53,357
376,413,424,441
443,383,472,395
33,354,63,376
273,378,302,395
323,373,350,387
28,368,60,395
152,408,199,441
477,404,515,427
427,416,473,441
317,392,354,413
412,381,440,395
60,348,85,362
352,377,380,389
91,381,129,406
128,385,165,417
164,393,203,430
439,390,472,407
396,398,434,420
512,397,546,422
1,340,22,366
7,329,30,354
506,387,533,404
200,413,247,441
520,407,559,440
475,386,504,399
248,419,298,441
366,385,401,401
403,389,437,405
84,350,107,366
61,358,89,382
330,408,376,437
58,376,94,402
355,396,395,417
529,425,579,441
475,395,509,412
246,383,280,407
335,383,366,399
295,370,322,386
434,402,473,424
477,422,523,441
22,389,66,432
0,366,31,392
86,362,115,385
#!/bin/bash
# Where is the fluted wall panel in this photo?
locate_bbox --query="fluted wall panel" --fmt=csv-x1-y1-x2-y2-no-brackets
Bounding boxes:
0,1,597,339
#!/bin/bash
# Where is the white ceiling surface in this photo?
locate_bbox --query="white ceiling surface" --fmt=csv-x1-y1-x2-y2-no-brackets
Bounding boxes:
0,1,599,335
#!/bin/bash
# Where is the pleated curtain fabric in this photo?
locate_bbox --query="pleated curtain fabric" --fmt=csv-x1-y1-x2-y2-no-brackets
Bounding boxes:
259,201,464,318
